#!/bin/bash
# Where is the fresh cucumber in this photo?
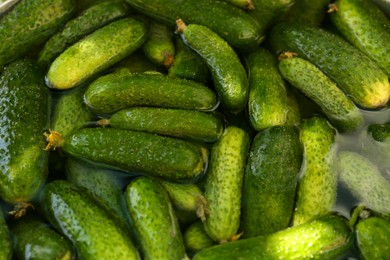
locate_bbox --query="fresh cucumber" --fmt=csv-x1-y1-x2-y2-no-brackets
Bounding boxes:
283,0,331,26
111,50,161,74
285,88,301,126
0,207,12,260
371,0,390,17
184,221,216,255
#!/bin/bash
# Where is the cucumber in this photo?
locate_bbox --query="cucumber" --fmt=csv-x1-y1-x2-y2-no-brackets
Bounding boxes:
220,0,254,9
101,107,224,143
84,72,218,114
38,0,129,67
125,177,187,260
245,47,288,131
124,0,263,51
176,20,249,114
285,89,301,126
40,180,140,260
0,59,49,205
0,207,12,260
278,56,363,132
58,127,208,181
371,0,390,17
329,0,390,76
193,214,352,260
111,50,161,74
241,125,302,238
0,0,74,67
203,126,250,243
184,221,216,254
46,17,149,90
269,22,390,109
283,0,331,26
292,117,338,226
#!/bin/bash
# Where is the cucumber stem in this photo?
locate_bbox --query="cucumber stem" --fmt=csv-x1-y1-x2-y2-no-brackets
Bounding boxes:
44,129,64,150
278,51,298,60
327,3,339,13
8,201,34,218
175,19,187,34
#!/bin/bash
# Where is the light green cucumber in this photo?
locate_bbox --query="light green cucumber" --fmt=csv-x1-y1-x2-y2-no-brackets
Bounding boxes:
203,126,250,243
0,207,12,260
283,0,331,26
46,17,148,90
279,56,363,132
184,221,216,254
176,20,249,114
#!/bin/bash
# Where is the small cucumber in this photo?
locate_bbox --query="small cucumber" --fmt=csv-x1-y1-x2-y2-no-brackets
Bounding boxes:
0,207,12,260
285,89,301,126
84,72,218,114
125,177,187,260
241,125,302,238
184,221,216,255
283,0,331,26
203,126,250,243
176,20,249,114
46,17,149,90
292,117,338,226
41,180,140,260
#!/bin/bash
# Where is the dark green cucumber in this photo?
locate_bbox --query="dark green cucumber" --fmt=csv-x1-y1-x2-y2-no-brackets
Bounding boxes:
283,0,331,26
124,0,263,51
125,177,187,260
84,72,218,114
241,125,302,238
279,56,363,132
38,0,129,67
41,180,140,259
203,126,250,243
112,50,161,74
329,0,390,76
184,221,216,254
46,17,148,90
245,47,288,130
177,21,249,114
193,214,352,260
0,0,74,67
0,207,12,260
269,22,390,109
0,59,49,204
285,89,301,126
220,0,254,9
372,0,390,17
103,107,224,143
60,127,208,181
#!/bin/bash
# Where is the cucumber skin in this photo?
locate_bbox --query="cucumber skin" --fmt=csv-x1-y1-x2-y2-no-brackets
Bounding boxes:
41,180,140,260
283,0,331,26
269,22,390,109
62,127,207,181
84,72,218,114
0,59,49,204
241,126,302,238
184,221,216,254
203,126,250,243
125,177,187,260
46,17,148,90
0,208,12,260
193,214,352,260
0,0,74,67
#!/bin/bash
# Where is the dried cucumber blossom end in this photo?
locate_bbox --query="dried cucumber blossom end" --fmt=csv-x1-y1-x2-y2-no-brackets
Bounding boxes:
9,201,35,218
327,3,339,13
44,129,64,150
278,51,299,61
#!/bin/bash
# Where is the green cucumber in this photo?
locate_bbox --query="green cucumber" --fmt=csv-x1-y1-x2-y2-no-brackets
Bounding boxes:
285,89,301,126
203,126,250,243
193,214,352,260
372,0,390,17
176,20,249,114
111,50,161,74
283,0,331,26
125,177,187,260
0,207,12,260
278,56,363,132
245,47,288,130
293,117,338,226
0,59,49,205
59,127,208,181
124,0,263,51
38,0,129,67
41,180,140,260
46,17,148,90
0,0,74,67
220,0,254,9
241,125,302,238
269,22,390,109
184,221,216,254
84,72,218,114
329,0,390,76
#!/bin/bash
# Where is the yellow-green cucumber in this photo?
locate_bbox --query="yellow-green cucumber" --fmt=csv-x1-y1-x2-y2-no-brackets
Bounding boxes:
0,207,12,260
184,221,216,255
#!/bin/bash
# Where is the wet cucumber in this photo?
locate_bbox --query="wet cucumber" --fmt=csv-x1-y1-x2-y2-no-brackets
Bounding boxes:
0,207,12,260
285,89,301,126
220,0,254,9
46,17,149,90
184,221,216,255
283,0,331,26
111,50,161,74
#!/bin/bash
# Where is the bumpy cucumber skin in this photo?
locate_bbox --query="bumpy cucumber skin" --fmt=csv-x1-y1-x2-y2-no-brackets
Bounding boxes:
46,17,148,90
84,72,218,114
41,180,140,260
285,89,301,126
0,0,74,67
283,0,331,26
184,221,216,254
245,47,288,130
241,126,302,238
62,128,207,181
337,151,390,217
180,23,249,114
193,214,352,260
203,126,250,243
125,177,187,260
269,22,390,109
293,117,337,226
0,60,49,204
112,50,161,74
124,0,263,51
0,208,12,260
279,57,363,132
330,0,390,76
355,217,390,259
38,0,129,67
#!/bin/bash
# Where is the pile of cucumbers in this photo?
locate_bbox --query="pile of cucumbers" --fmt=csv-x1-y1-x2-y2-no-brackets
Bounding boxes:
1,0,390,259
